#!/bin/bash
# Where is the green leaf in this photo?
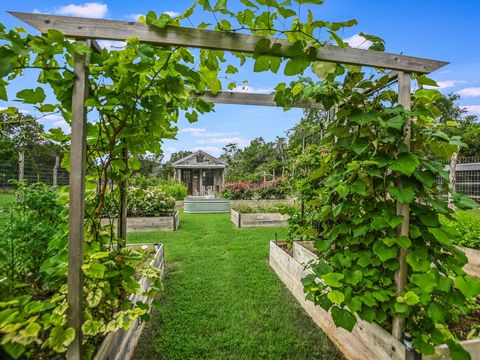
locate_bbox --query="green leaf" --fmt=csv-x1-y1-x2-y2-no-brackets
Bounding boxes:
2,342,26,359
389,153,419,176
327,290,345,305
311,61,336,79
214,0,227,10
284,56,310,76
331,306,356,331
254,56,270,72
388,186,415,204
428,227,451,245
406,247,431,272
411,272,437,293
446,340,471,360
386,115,405,130
427,303,445,323
454,276,480,298
335,184,349,199
373,241,398,261
16,87,46,104
350,138,369,155
403,291,420,305
321,273,344,287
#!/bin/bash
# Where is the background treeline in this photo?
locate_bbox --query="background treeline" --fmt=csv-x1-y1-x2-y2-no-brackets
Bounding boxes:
1,93,478,187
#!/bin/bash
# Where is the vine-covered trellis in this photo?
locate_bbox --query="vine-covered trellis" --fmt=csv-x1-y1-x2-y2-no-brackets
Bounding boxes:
3,2,477,359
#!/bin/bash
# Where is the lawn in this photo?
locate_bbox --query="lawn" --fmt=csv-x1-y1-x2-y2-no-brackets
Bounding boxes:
129,212,339,360
0,192,14,210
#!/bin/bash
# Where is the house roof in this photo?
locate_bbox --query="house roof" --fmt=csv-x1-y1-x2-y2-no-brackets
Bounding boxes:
172,149,226,168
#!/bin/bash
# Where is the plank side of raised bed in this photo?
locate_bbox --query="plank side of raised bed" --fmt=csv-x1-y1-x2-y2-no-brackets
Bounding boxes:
269,241,405,360
463,246,480,278
94,244,165,360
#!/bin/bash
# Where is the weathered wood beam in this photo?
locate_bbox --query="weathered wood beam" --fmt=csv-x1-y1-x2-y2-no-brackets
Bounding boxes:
67,40,90,359
392,71,411,341
9,11,448,74
199,91,323,109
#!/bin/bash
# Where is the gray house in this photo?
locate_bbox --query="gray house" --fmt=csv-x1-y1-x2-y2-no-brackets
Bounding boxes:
173,150,226,197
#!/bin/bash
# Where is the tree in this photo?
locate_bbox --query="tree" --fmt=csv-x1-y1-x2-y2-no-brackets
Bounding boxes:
435,93,479,157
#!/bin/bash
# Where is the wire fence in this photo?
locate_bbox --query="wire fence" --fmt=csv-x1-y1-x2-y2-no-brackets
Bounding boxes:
0,164,69,190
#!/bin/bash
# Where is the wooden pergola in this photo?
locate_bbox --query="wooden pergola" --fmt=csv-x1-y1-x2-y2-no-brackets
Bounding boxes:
9,11,447,359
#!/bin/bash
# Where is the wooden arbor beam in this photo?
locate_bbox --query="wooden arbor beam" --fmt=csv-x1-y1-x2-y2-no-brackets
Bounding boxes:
199,92,323,109
9,12,448,74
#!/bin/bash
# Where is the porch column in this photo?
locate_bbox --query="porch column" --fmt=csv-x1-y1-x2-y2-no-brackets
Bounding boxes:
199,169,203,196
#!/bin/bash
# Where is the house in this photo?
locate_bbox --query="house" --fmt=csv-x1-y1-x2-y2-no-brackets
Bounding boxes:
173,150,226,197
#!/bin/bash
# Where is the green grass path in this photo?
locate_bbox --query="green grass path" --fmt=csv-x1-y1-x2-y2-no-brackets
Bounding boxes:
129,213,338,360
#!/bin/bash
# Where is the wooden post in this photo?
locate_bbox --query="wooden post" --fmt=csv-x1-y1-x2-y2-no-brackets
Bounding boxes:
18,150,24,181
67,40,90,360
117,141,128,246
448,152,458,210
392,71,411,341
53,155,59,187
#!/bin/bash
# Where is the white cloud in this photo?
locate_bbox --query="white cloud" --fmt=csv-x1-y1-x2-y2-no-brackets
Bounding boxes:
197,137,244,144
191,146,222,157
457,87,480,98
343,34,372,49
424,80,467,90
53,120,71,132
41,114,64,121
231,85,273,94
54,2,108,19
126,13,143,21
180,127,239,137
463,105,480,115
436,80,466,89
163,11,180,17
97,40,126,50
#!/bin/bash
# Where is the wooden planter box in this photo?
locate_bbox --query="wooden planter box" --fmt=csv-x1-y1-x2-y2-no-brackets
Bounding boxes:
462,246,480,278
101,211,179,232
94,243,165,360
231,209,289,228
269,241,480,360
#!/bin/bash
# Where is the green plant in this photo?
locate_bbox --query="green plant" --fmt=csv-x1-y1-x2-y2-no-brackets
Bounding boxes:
282,72,480,358
440,209,480,249
232,203,296,214
0,184,162,359
157,181,188,200
127,186,176,217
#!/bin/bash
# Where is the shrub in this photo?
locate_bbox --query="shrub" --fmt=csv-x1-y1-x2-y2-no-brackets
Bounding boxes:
130,175,187,200
222,181,257,200
222,178,289,200
440,209,480,249
233,203,297,214
157,181,188,200
0,183,162,359
127,186,175,216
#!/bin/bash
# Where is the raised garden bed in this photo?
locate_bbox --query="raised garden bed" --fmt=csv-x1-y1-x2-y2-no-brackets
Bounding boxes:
231,209,289,228
463,246,480,278
101,210,180,232
94,243,165,360
184,196,230,213
269,240,480,360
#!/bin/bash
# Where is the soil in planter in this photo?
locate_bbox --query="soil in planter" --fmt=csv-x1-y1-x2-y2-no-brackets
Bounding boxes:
448,297,480,341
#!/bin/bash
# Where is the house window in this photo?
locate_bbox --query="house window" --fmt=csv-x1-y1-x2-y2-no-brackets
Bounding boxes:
203,170,214,186
196,154,205,163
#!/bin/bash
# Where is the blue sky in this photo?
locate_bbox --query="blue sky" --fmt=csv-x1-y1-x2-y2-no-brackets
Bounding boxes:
1,0,479,160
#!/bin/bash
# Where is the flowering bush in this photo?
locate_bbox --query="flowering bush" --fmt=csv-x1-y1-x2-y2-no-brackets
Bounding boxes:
130,175,187,200
127,186,175,217
222,178,289,200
